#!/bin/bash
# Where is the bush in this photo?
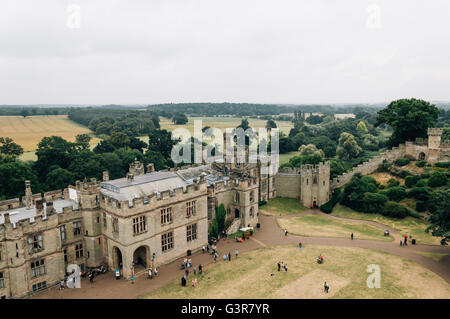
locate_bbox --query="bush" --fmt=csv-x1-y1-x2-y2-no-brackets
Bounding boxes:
427,171,447,187
394,158,410,166
408,210,422,218
415,161,427,167
362,192,389,214
415,179,428,187
385,186,407,202
382,201,408,218
387,178,400,188
258,200,267,207
415,200,426,212
420,172,430,179
434,161,450,168
408,187,432,202
405,175,420,188
378,184,386,190
320,188,342,214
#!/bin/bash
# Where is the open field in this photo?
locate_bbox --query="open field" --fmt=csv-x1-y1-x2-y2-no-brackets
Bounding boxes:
277,214,393,242
0,115,100,154
332,204,441,245
142,245,450,299
259,197,307,216
159,116,294,135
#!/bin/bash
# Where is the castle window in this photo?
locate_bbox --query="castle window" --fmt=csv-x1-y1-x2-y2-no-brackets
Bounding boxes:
96,216,100,223
0,272,4,288
262,180,267,190
75,244,84,258
133,215,147,234
30,259,45,278
60,225,66,241
73,222,82,236
323,180,325,186
250,207,254,217
227,207,231,215
112,217,119,233
235,192,240,203
103,213,107,229
186,201,196,218
313,177,317,184
27,233,43,253
161,207,173,225
32,281,46,292
64,249,68,263
306,179,309,185
161,232,174,252
250,191,254,202
186,223,197,242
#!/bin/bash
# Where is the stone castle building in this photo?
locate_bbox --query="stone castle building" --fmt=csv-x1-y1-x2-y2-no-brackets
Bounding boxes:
1,128,448,298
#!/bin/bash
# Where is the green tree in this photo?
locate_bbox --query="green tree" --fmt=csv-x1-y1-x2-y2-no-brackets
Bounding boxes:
75,134,92,150
45,168,75,190
0,161,40,199
426,189,450,245
148,129,179,158
362,192,389,214
266,119,277,130
356,120,368,136
427,171,447,187
336,132,362,160
376,98,440,146
0,137,24,157
20,109,29,118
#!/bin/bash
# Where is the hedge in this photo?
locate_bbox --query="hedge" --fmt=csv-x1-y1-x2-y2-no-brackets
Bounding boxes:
394,158,410,166
320,188,342,214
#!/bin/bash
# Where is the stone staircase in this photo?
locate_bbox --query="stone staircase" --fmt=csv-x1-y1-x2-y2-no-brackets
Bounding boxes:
226,218,241,235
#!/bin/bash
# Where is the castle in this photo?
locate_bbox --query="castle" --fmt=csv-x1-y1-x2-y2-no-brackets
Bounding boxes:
0,128,448,298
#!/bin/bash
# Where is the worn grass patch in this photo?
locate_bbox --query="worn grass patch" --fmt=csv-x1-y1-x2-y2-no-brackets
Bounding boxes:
141,245,450,299
277,214,392,242
259,197,307,216
332,204,441,245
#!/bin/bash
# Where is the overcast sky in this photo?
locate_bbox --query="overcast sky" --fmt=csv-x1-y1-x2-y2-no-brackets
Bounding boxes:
0,0,449,105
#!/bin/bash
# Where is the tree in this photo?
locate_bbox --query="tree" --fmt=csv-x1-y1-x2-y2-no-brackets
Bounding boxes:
237,119,250,131
266,119,277,130
362,192,389,214
427,171,447,187
298,144,324,157
0,137,24,157
426,189,450,245
75,134,92,150
172,113,188,125
341,173,377,212
356,121,368,136
383,201,408,218
336,132,362,160
20,109,29,118
376,98,440,146
45,168,75,190
310,136,336,157
148,129,179,158
0,161,40,199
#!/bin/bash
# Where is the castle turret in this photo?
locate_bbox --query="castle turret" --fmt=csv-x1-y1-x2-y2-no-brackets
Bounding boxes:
24,180,33,209
427,128,443,163
300,161,330,208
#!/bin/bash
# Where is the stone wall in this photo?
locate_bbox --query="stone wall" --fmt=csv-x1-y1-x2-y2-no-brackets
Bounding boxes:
274,173,301,199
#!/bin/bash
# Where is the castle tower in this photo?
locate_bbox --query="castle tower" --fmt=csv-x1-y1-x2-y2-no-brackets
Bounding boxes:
300,161,330,208
427,128,443,163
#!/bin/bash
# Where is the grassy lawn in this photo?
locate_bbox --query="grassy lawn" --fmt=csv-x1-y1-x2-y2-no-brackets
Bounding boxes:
279,151,301,166
259,197,307,216
0,115,100,152
415,251,448,262
141,245,450,299
277,214,393,242
332,204,441,245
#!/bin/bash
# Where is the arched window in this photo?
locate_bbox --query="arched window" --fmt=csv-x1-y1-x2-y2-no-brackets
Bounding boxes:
250,207,254,217
250,191,254,202
235,192,240,203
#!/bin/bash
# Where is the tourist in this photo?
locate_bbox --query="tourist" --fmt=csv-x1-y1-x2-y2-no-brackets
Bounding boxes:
148,268,153,279
235,249,239,257
284,229,288,236
351,233,353,240
404,236,408,246
207,245,210,253
185,269,189,277
89,272,94,283
223,254,227,261
228,252,231,261
324,282,329,293
154,267,158,277
277,261,281,272
191,278,197,287
214,253,217,262
298,242,302,249
400,240,403,247
199,264,203,273
193,267,197,275
181,275,186,287
284,264,288,272
202,246,206,254
59,279,65,290
188,258,192,268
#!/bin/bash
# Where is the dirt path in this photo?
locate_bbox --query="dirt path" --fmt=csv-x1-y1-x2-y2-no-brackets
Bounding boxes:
33,210,450,299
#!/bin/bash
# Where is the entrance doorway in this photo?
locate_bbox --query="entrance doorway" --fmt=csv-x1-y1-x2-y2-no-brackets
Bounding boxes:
133,246,149,270
235,209,240,218
113,247,123,269
418,152,426,161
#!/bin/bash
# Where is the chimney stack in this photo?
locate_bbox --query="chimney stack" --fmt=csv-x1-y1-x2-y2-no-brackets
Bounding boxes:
4,212,10,224
25,180,33,209
103,171,110,181
35,199,44,217
146,163,155,174
127,173,134,183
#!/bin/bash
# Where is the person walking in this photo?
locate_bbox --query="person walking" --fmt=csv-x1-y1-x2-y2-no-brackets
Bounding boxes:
59,279,65,290
284,264,288,272
324,282,329,293
223,254,227,261
284,229,288,236
228,252,231,261
154,267,158,277
298,242,302,249
404,236,408,246
214,253,217,262
193,267,197,275
351,233,353,240
199,264,202,273
89,272,94,283
148,268,153,279
235,249,239,257
277,261,281,272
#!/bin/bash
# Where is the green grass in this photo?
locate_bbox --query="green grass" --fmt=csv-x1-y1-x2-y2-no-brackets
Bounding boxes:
332,204,441,245
279,151,302,166
277,214,393,242
141,245,450,299
259,197,307,216
415,251,448,262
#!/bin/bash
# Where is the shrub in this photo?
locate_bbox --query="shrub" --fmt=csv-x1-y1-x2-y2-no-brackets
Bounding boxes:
427,171,447,187
394,158,410,166
415,200,426,212
408,210,422,218
385,186,407,202
405,175,420,188
258,200,267,207
320,188,342,214
435,161,450,168
382,201,408,218
415,160,427,167
415,179,428,187
420,172,430,179
362,192,389,214
408,187,432,202
387,178,400,188
378,184,386,190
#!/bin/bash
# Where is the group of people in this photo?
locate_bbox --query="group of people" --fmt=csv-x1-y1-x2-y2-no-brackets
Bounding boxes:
147,267,159,279
277,261,288,272
400,234,412,247
181,263,204,287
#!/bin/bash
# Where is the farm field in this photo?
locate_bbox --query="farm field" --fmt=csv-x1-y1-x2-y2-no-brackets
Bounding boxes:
331,204,441,245
0,115,100,161
159,116,294,135
142,245,450,299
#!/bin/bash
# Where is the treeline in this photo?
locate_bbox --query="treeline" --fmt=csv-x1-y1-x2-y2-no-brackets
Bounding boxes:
0,130,178,200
